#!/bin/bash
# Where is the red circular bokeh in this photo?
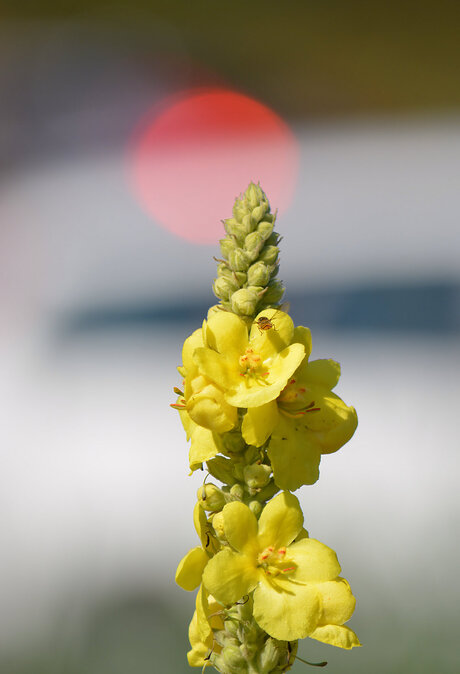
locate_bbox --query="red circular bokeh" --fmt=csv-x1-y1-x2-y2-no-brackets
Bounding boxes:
130,88,299,244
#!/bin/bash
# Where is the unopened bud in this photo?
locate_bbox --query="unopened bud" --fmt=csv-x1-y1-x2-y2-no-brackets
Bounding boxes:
244,464,272,489
229,484,244,500
257,219,274,240
224,618,240,638
220,237,238,259
245,182,261,208
247,261,270,287
228,248,250,272
221,645,247,673
259,245,279,266
231,288,259,316
224,217,246,244
257,638,284,674
198,484,227,511
251,202,269,224
248,500,262,518
244,231,264,261
213,275,239,301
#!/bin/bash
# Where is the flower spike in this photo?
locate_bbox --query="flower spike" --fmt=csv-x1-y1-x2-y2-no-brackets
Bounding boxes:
173,184,360,672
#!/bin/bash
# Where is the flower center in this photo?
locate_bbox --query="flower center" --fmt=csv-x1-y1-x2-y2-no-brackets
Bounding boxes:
257,545,296,577
239,348,269,379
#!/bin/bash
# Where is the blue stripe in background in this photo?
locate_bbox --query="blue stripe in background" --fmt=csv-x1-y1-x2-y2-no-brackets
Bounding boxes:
57,281,460,338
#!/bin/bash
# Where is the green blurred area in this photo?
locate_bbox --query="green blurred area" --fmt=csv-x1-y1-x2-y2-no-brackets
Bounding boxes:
3,589,457,674
1,0,459,118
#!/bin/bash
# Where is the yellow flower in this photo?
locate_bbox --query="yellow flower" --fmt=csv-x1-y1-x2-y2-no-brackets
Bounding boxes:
241,327,357,490
187,586,224,667
174,327,237,435
193,309,305,408
202,492,360,646
175,503,219,592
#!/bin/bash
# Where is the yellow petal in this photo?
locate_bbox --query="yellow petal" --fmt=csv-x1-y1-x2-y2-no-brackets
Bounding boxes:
303,389,354,433
182,329,204,372
196,586,224,643
293,326,312,360
189,427,221,471
311,406,358,455
227,343,305,408
206,311,248,358
188,381,237,433
222,501,258,555
257,491,304,550
249,309,295,359
195,585,212,642
193,348,231,390
288,538,341,582
308,624,361,649
241,401,279,446
253,576,321,640
187,610,213,667
193,502,208,548
317,578,356,626
203,548,258,606
305,359,340,389
175,547,209,591
268,416,321,490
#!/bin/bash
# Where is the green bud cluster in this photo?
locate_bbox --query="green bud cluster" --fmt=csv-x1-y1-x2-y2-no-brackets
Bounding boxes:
212,183,285,318
206,440,280,506
210,597,298,674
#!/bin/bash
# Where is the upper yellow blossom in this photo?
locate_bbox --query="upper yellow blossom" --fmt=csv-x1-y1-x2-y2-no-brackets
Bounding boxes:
193,309,305,408
174,327,237,435
202,492,360,646
241,327,357,490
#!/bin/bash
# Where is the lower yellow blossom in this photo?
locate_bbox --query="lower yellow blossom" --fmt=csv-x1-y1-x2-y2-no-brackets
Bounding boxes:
202,492,360,646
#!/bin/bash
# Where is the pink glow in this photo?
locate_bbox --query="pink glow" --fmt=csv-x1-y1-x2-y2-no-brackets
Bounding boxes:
129,88,299,244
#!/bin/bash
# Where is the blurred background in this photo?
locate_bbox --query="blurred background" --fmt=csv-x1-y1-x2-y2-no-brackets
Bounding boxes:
1,1,459,672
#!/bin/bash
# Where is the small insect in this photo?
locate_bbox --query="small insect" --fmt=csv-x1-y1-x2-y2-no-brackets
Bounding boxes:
254,302,290,334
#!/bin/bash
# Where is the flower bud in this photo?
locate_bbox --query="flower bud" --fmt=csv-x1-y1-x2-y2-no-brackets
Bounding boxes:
213,276,239,301
243,463,272,489
224,217,246,244
261,281,285,306
228,248,250,272
259,245,279,266
251,202,269,224
197,484,227,511
220,237,238,259
233,199,248,223
247,261,270,287
248,500,262,518
257,638,286,674
221,645,247,673
257,220,274,240
245,182,262,208
229,483,244,500
244,231,264,261
231,288,259,316
224,618,240,638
